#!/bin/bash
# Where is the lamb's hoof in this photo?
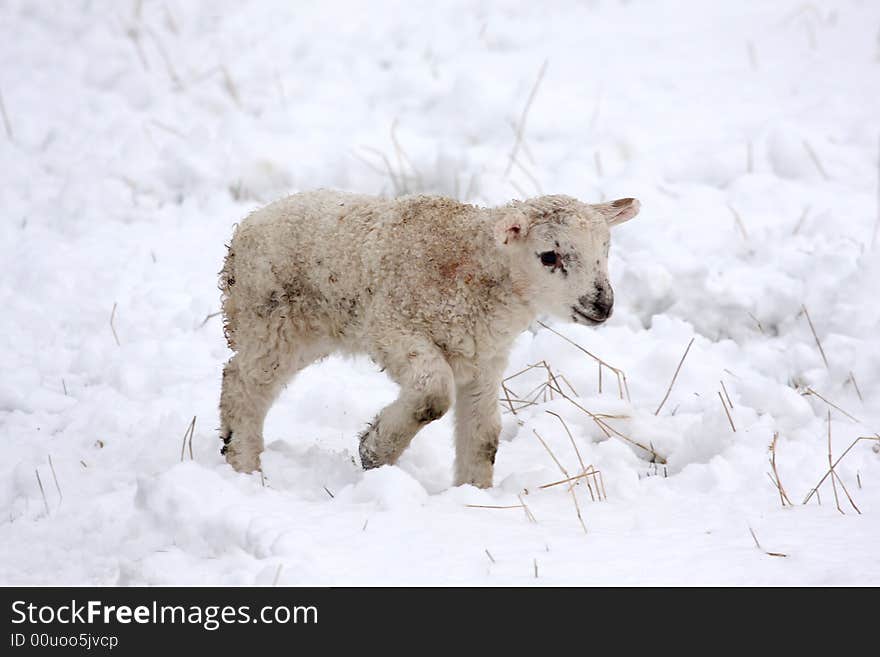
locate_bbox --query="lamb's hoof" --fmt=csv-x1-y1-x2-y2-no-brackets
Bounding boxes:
358,441,382,470
223,440,260,474
357,420,385,470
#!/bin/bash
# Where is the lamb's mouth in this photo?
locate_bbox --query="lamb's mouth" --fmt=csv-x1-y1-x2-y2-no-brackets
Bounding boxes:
571,306,606,326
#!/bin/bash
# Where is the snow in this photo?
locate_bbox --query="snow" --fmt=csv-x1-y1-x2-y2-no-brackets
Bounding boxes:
2,0,879,585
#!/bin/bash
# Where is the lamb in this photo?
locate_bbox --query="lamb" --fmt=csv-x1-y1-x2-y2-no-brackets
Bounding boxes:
218,190,639,488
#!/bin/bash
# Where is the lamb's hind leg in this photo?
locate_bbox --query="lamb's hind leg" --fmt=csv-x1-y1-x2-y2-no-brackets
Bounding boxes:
359,336,454,469
219,339,324,473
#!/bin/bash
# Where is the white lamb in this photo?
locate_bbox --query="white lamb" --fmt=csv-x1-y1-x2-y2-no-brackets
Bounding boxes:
218,190,639,488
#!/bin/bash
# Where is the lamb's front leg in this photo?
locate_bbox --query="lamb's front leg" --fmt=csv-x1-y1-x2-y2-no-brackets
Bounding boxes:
453,364,505,488
359,336,455,470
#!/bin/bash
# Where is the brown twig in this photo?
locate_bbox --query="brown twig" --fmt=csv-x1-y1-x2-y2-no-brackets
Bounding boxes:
179,416,196,461
199,311,222,329
465,504,525,510
747,311,765,334
533,430,587,534
749,526,788,558
848,371,863,402
803,388,859,423
655,338,695,415
727,204,749,240
537,321,630,401
800,305,828,368
768,433,793,507
803,435,878,507
720,381,734,409
718,391,736,432
518,493,537,523
48,455,62,505
35,469,50,516
545,410,593,499
826,412,842,514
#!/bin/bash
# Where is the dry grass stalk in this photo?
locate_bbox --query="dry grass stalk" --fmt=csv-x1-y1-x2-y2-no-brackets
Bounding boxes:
503,354,662,463
768,433,793,507
654,338,695,415
466,504,526,510
826,412,842,514
504,60,548,177
718,391,736,432
539,467,605,501
848,371,863,402
803,388,859,423
800,305,828,368
323,486,334,499
0,88,12,140
485,549,495,564
749,526,788,558
35,469,49,516
518,493,537,523
272,564,283,586
545,410,593,498
727,204,749,240
48,455,62,505
549,379,665,462
747,311,765,334
720,380,734,408
537,320,630,400
220,65,242,107
802,434,877,509
802,140,829,181
179,416,196,462
748,525,761,550
110,302,121,346
533,558,539,578
558,374,579,397
61,379,68,396
792,205,810,235
533,428,588,534
199,310,222,329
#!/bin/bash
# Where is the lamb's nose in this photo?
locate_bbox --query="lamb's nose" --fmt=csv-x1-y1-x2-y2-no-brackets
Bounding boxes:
591,285,614,320
591,298,613,320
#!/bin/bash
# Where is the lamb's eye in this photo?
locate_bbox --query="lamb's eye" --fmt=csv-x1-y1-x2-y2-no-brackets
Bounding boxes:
540,251,558,267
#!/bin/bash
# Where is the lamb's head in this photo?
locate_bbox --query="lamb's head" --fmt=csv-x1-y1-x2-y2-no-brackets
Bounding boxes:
494,195,640,325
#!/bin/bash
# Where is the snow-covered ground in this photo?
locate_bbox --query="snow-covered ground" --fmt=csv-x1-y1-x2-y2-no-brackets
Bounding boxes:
2,0,879,585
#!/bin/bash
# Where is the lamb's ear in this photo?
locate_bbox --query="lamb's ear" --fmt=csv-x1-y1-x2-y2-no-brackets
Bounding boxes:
594,197,641,226
493,210,531,245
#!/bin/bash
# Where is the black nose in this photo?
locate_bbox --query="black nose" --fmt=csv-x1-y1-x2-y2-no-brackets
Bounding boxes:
591,298,613,320
581,285,614,321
